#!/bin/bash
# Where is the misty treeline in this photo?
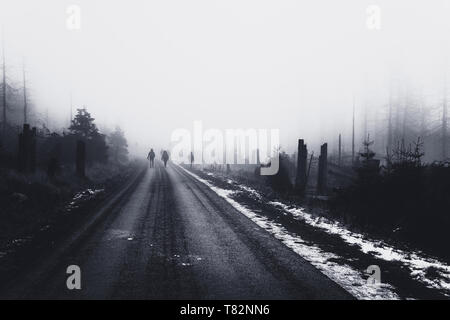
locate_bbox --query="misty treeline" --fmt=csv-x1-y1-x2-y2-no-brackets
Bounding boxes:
0,53,129,175
0,106,129,174
259,77,450,254
0,50,131,246
351,80,449,164
220,122,449,256
329,80,450,254
330,136,450,256
253,135,450,256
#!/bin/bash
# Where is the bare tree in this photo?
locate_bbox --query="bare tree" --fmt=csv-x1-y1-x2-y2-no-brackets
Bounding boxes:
352,99,355,164
1,29,6,133
442,80,448,160
22,60,28,124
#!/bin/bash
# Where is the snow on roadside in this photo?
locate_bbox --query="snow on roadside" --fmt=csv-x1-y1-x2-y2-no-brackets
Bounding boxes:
269,201,450,296
190,167,450,298
66,188,105,212
179,165,400,300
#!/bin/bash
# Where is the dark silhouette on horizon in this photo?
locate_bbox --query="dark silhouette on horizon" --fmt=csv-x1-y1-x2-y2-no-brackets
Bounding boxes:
147,148,155,168
162,150,169,168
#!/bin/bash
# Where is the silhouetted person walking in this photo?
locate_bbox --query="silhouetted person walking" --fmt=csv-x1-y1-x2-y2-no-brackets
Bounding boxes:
162,150,169,168
147,148,155,168
190,152,194,168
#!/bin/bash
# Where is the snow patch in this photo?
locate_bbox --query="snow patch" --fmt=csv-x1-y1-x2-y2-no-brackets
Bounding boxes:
269,201,450,295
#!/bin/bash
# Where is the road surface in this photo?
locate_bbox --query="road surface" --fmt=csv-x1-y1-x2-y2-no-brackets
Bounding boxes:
3,162,353,300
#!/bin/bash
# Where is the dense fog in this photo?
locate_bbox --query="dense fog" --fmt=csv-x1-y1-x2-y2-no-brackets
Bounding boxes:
1,0,450,160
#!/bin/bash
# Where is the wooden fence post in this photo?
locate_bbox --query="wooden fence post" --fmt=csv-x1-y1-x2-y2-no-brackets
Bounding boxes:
317,143,328,195
17,124,36,173
295,139,308,196
338,134,342,167
30,127,36,173
76,140,86,177
18,131,25,172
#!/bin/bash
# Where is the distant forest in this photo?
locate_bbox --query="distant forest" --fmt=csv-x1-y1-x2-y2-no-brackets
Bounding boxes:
339,82,449,166
0,50,128,175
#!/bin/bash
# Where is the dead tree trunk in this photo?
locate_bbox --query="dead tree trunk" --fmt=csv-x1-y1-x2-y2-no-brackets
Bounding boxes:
30,127,36,173
17,124,36,173
47,142,61,179
387,92,393,151
23,62,28,124
305,152,314,190
18,132,25,171
338,133,342,166
352,103,355,165
76,140,86,177
2,34,6,134
317,143,328,195
443,96,448,160
295,139,307,196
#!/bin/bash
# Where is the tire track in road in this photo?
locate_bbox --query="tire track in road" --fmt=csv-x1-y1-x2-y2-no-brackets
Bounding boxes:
142,164,201,299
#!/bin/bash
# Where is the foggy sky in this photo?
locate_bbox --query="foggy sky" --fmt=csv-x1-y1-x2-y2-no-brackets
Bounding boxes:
1,0,450,156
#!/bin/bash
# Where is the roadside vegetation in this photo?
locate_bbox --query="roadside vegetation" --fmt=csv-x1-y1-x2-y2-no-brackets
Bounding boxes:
195,138,450,262
331,139,450,259
0,106,133,261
